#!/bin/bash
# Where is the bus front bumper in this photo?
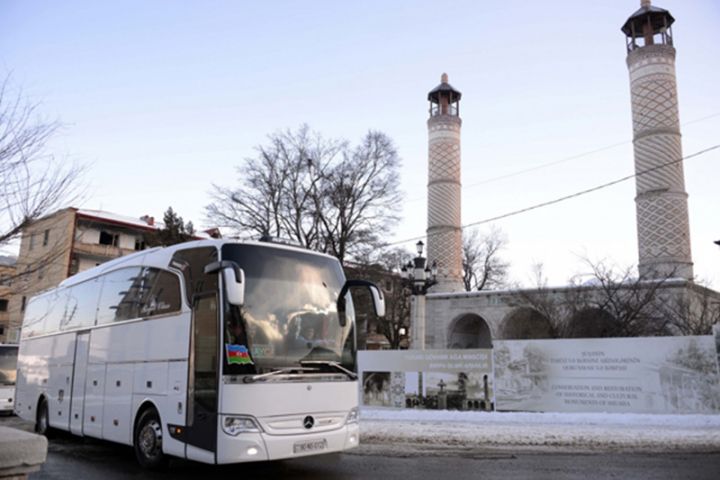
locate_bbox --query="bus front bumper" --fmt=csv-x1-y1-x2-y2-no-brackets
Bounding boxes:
216,423,359,464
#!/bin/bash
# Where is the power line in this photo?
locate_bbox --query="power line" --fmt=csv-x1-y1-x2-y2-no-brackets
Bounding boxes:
403,111,720,204
390,143,720,247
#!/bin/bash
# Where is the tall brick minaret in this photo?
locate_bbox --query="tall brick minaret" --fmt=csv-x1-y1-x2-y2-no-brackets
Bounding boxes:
623,0,693,280
426,73,463,292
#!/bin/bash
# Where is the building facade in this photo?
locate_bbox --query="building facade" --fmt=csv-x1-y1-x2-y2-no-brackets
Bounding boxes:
2,208,158,342
0,260,17,342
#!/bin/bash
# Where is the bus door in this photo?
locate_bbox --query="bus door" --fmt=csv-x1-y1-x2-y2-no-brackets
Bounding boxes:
69,332,90,435
185,293,219,455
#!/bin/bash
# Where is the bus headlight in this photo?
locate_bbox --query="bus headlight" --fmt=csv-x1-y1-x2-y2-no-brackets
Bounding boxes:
346,407,359,425
222,415,262,436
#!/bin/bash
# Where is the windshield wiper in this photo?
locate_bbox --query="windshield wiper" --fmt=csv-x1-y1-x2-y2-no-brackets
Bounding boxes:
242,367,319,384
299,360,358,380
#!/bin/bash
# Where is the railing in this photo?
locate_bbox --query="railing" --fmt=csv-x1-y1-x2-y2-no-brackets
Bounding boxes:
429,104,459,117
72,241,135,259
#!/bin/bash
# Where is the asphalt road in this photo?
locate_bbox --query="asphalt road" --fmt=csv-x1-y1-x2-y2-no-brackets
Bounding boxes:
4,415,720,479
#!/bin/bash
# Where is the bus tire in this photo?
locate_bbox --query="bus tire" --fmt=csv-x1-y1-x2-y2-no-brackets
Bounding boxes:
35,397,50,436
134,408,168,470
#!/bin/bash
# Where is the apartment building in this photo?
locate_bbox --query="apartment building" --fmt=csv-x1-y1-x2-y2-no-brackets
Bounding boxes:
0,259,17,342
2,208,159,343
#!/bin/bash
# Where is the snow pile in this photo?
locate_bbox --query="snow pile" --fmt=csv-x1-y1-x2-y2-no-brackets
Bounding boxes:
359,407,720,452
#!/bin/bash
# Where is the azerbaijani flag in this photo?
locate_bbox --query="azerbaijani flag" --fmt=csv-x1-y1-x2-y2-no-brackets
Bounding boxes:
226,344,254,365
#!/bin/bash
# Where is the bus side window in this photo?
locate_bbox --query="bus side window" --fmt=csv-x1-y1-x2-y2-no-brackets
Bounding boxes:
43,290,65,334
138,268,182,317
22,290,65,337
96,267,143,324
63,278,101,330
22,295,48,338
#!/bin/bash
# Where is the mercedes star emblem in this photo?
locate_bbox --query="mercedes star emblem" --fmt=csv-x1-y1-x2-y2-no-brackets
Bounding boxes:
303,416,314,429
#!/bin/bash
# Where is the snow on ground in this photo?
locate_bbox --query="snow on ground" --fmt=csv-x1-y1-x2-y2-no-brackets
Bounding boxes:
359,407,720,453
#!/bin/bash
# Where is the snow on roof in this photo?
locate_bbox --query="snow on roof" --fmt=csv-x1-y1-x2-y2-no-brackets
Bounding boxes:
76,209,159,230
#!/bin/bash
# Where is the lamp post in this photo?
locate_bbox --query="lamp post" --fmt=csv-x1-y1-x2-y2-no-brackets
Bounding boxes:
400,240,438,349
714,241,720,358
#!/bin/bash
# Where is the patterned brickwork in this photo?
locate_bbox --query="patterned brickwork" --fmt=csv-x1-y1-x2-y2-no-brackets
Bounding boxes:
426,228,463,289
636,193,693,278
427,115,463,292
628,44,693,279
633,134,685,193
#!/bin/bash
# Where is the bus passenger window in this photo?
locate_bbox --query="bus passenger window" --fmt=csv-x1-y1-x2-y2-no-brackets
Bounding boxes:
97,268,143,324
63,278,100,330
138,268,181,317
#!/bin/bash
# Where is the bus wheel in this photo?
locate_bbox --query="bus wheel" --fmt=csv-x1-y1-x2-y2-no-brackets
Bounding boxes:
134,408,168,470
35,397,50,436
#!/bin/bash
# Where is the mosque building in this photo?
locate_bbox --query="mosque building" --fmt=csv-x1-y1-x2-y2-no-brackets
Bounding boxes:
418,1,719,349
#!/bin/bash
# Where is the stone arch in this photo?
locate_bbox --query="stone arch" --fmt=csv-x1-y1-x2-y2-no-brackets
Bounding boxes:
447,313,492,349
567,308,619,338
500,307,553,339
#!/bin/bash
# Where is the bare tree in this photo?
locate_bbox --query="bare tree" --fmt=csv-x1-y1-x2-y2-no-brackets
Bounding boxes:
510,258,683,339
206,125,402,265
569,259,671,337
206,126,343,244
0,77,82,248
461,226,509,292
0,76,83,285
348,247,412,349
658,282,720,335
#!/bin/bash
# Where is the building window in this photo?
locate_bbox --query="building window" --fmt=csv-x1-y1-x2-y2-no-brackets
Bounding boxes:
99,231,119,247
0,325,4,336
134,238,146,251
38,266,44,280
21,296,26,312
29,233,36,250
43,229,50,246
0,299,8,311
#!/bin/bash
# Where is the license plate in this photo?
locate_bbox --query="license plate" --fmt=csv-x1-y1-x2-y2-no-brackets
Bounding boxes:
293,438,328,454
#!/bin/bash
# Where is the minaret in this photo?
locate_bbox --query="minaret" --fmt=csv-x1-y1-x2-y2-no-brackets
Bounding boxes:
426,73,463,292
622,1,693,280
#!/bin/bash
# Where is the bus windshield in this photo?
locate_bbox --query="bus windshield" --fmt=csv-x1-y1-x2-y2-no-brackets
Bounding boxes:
220,244,355,377
0,346,18,386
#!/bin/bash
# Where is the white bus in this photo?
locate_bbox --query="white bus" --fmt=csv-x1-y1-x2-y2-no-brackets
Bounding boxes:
15,239,384,468
0,344,18,414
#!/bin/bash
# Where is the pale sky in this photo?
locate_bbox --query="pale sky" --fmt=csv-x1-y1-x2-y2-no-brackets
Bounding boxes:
1,0,718,288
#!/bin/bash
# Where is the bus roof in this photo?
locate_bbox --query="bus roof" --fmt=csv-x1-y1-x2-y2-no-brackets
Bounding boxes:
58,239,337,288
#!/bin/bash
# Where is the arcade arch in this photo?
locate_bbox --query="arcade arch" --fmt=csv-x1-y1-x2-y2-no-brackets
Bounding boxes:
567,308,619,338
500,307,553,339
447,313,492,349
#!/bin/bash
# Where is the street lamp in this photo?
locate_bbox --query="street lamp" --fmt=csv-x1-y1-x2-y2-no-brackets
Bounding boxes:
400,241,438,295
400,240,438,350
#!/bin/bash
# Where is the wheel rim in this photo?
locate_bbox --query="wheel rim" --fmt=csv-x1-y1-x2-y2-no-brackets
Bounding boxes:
138,419,163,460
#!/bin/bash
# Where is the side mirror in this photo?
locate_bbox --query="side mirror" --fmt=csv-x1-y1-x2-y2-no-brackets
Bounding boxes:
368,284,386,318
204,260,245,306
337,280,386,327
223,267,245,306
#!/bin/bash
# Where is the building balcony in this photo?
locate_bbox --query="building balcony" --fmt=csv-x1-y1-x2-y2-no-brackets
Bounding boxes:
72,241,135,260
